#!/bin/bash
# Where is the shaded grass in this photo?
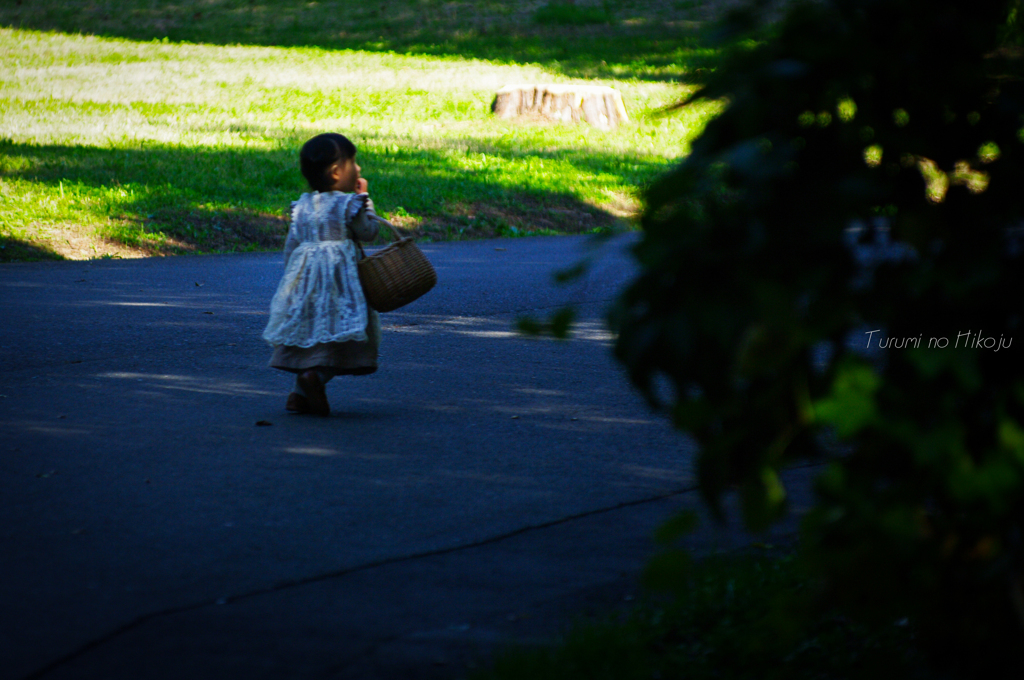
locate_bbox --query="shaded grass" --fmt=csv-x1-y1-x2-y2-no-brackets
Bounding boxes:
0,0,728,82
473,550,941,680
0,26,722,260
0,2,732,260
0,236,64,263
0,137,672,258
532,1,615,28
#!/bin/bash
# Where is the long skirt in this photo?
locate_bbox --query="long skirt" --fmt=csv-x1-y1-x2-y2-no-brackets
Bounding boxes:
269,308,380,375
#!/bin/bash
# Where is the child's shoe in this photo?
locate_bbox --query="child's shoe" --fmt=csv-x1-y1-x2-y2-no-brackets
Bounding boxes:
296,370,330,416
285,392,311,414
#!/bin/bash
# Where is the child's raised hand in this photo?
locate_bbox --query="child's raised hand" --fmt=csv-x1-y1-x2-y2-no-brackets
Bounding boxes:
355,178,368,194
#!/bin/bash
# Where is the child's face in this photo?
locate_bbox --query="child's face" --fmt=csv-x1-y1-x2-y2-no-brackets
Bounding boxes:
327,158,361,193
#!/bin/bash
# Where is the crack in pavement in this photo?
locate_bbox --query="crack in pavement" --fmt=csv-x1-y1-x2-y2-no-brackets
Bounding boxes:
20,484,699,680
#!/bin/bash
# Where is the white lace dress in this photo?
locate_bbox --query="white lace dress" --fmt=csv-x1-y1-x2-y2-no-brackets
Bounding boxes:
263,191,381,374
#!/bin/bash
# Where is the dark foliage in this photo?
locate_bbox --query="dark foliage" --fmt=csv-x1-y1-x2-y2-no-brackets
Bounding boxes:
612,0,1024,670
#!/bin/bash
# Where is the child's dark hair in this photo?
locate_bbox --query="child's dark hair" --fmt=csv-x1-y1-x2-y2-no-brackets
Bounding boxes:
300,133,357,192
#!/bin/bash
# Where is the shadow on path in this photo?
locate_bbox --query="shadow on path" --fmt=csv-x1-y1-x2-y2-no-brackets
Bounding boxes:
0,236,814,680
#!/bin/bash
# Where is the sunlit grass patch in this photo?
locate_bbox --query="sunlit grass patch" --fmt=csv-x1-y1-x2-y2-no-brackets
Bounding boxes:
0,9,721,260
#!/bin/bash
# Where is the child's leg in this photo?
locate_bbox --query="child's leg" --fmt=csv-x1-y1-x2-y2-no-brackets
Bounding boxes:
286,372,312,414
295,369,330,416
286,372,326,415
292,368,335,395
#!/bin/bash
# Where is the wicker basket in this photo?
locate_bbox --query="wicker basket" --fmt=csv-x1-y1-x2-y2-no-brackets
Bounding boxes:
357,217,437,313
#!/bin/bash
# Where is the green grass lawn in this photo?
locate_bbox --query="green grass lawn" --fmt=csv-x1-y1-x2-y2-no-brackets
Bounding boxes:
473,550,939,680
0,0,727,261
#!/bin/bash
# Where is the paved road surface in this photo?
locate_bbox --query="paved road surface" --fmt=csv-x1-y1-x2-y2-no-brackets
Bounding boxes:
0,235,806,680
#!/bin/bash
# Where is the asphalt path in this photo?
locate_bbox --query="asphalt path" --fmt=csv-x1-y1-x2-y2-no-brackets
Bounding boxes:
0,234,808,680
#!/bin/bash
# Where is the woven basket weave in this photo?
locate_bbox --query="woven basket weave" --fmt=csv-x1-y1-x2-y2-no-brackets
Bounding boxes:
357,217,437,313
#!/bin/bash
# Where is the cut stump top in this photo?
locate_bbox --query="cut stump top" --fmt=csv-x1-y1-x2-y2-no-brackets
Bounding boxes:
492,84,629,130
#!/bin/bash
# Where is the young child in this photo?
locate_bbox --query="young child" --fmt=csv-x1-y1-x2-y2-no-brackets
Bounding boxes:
262,133,381,416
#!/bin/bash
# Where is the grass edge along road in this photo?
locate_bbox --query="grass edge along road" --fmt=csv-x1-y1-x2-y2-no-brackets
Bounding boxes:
0,2,727,262
472,549,940,680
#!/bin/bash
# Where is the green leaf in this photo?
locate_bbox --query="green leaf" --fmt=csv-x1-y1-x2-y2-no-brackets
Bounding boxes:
906,347,982,392
553,261,588,283
642,549,692,594
740,466,787,531
549,307,575,340
813,360,879,436
516,316,544,336
654,510,699,545
515,308,576,340
999,417,1024,463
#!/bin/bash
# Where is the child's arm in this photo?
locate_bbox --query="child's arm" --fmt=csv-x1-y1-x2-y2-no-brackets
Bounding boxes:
349,185,380,243
282,202,301,267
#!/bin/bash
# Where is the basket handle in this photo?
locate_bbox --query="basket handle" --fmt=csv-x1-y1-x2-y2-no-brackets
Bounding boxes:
368,213,412,243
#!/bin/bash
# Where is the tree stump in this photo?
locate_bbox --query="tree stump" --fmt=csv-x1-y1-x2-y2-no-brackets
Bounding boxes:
492,84,629,130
